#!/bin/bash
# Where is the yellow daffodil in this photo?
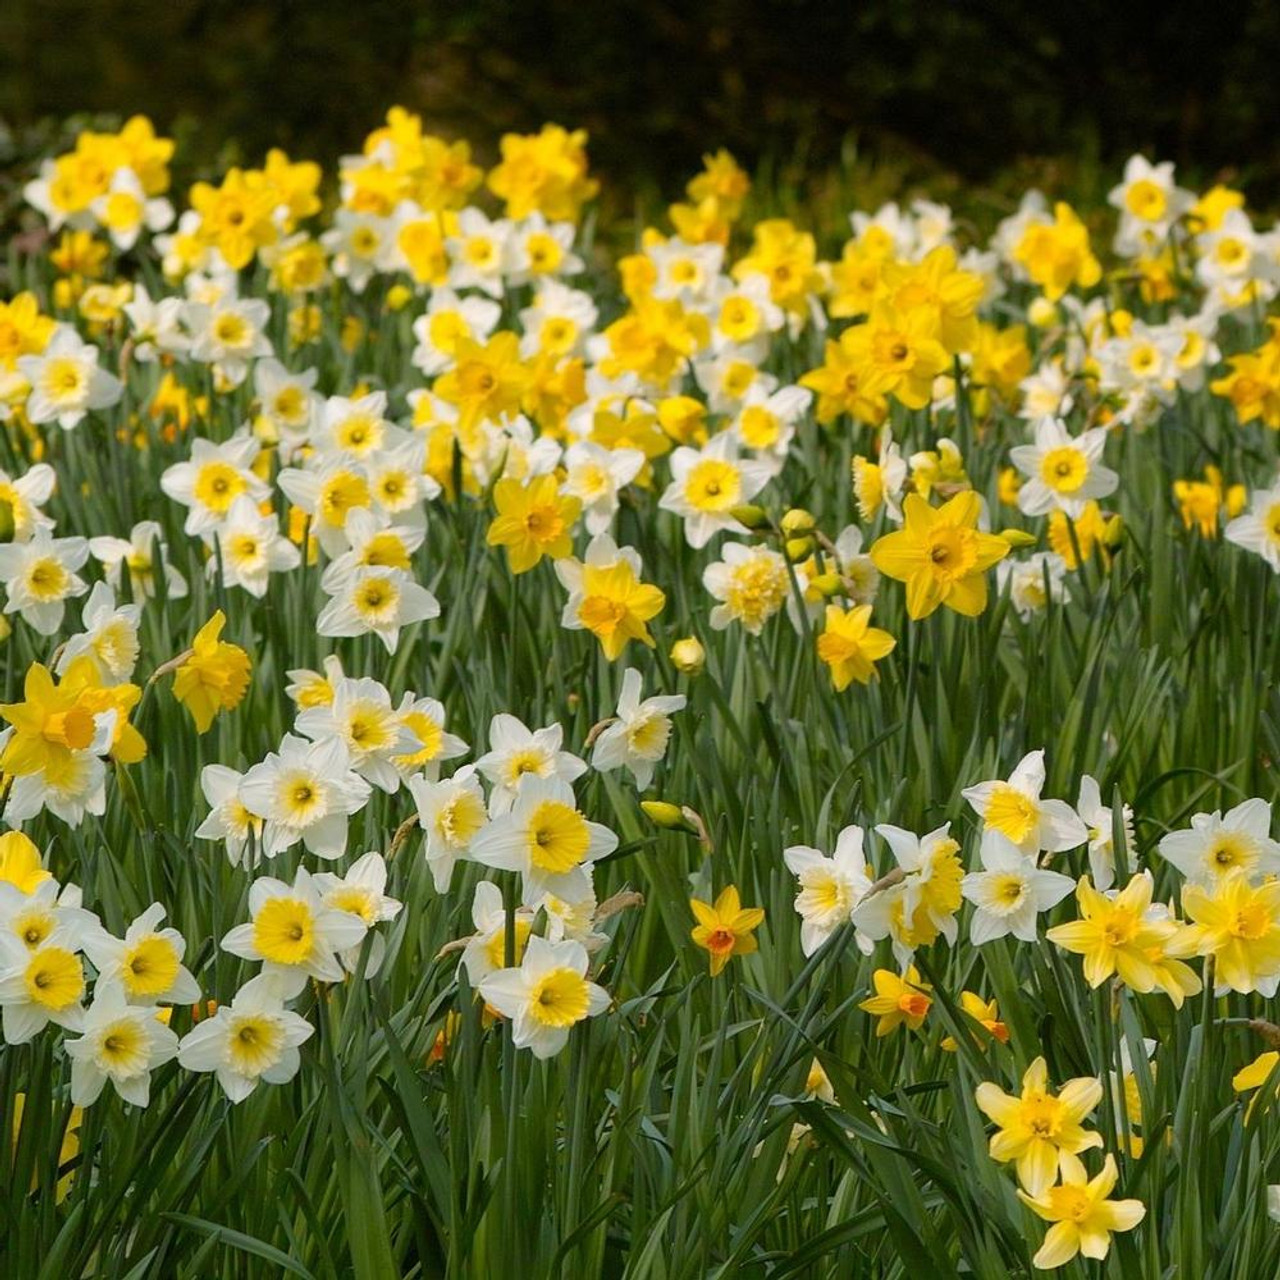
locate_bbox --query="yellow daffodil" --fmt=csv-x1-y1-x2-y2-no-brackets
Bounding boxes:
690,886,764,977
171,611,251,734
1018,1153,1144,1269
974,1056,1103,1194
858,966,932,1036
870,491,1008,619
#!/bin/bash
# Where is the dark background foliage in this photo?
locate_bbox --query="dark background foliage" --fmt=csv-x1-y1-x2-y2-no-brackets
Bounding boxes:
2,1,1280,204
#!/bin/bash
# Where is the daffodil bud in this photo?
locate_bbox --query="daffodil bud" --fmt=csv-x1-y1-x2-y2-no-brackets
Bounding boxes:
784,535,814,562
1103,514,1125,547
386,284,413,312
641,801,691,831
0,496,14,543
729,503,769,530
1027,296,1058,328
998,528,1038,549
670,636,706,675
780,507,815,537
810,571,843,597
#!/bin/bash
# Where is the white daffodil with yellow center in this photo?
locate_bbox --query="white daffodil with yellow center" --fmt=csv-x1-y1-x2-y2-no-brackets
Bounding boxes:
314,852,403,977
238,734,372,860
178,974,314,1103
221,866,368,998
1009,416,1118,519
475,713,586,815
295,676,419,794
391,693,467,782
962,750,1087,856
470,776,617,900
64,982,179,1107
783,825,875,958
590,667,686,791
408,766,490,893
962,832,1077,945
0,528,90,636
1225,479,1280,573
211,495,300,599
659,432,772,549
479,936,610,1059
83,902,200,1006
17,326,122,429
316,564,440,655
1158,797,1280,886
0,921,92,1043
160,432,268,538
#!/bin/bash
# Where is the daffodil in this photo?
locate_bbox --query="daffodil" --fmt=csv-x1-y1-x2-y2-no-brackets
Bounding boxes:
975,1056,1103,1194
589,667,686,790
63,982,179,1107
478,936,609,1060
858,966,932,1036
555,535,666,660
486,473,581,573
690,885,764,977
1181,869,1280,996
815,603,896,690
408,766,490,892
962,750,1087,856
177,974,314,1103
870,491,1008,619
783,826,874,957
171,611,252,733
1018,1153,1144,1269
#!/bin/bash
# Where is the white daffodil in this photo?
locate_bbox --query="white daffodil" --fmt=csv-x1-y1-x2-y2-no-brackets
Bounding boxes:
1157,798,1280,885
474,713,587,815
1225,480,1280,572
56,581,141,684
88,519,189,600
315,565,440,655
320,508,424,590
997,552,1070,621
590,667,686,790
783,825,875,957
658,432,772,549
64,982,179,1107
506,214,584,286
0,461,56,540
469,776,617,900
517,279,596,358
460,880,535,985
412,288,503,374
177,973,314,1103
312,390,405,463
313,852,403,976
195,764,264,868
321,209,395,293
220,867,369,997
562,441,644,536
83,903,200,1006
208,495,300,598
1075,775,1135,891
238,733,372,859
730,383,811,477
0,529,89,634
961,832,1076,944
254,358,320,457
478,935,609,1059
852,823,964,962
0,923,91,1043
184,296,273,386
445,208,513,298
90,168,173,251
160,433,270,538
295,675,418,794
1009,417,1119,519
17,327,122,429
391,693,468,783
408,766,490,893
962,750,1087,856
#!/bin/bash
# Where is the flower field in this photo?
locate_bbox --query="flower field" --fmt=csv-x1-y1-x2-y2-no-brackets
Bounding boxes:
0,112,1279,1277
